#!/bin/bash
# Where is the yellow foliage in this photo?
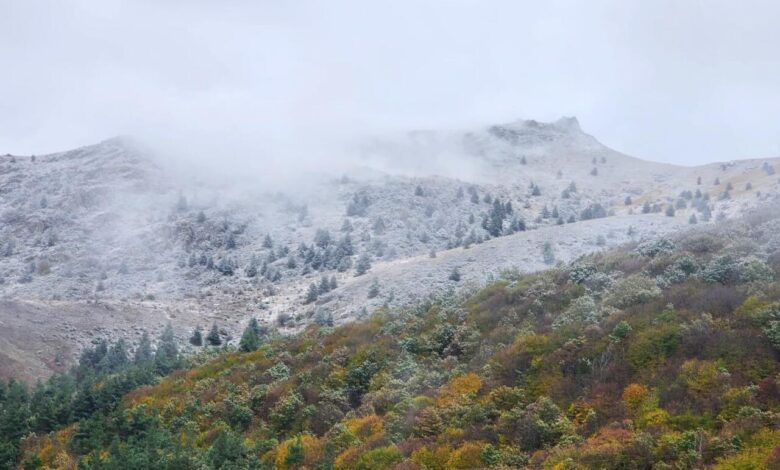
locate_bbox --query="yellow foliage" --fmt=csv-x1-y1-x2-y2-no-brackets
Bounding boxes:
440,427,466,443
680,359,722,395
437,373,482,407
344,414,384,441
411,445,452,470
275,434,323,470
446,442,485,469
334,446,361,470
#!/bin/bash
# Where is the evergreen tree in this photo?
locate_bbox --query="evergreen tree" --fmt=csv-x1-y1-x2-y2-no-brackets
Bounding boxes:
206,323,222,346
155,323,179,372
355,253,371,276
449,267,461,282
239,318,263,352
134,331,153,364
319,275,331,294
367,279,380,299
304,283,319,304
414,185,424,196
329,275,338,290
189,326,203,347
542,242,555,265
262,234,273,249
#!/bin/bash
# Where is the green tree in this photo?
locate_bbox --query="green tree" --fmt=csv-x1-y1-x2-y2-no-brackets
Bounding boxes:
189,326,203,346
239,318,264,352
206,323,222,346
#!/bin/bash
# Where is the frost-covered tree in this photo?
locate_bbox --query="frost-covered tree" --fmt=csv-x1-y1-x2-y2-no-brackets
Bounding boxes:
262,234,273,249
367,278,380,299
542,242,555,265
355,253,371,276
304,283,319,304
449,267,461,282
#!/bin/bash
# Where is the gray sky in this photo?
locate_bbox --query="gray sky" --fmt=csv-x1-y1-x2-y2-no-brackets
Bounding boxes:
1,0,779,165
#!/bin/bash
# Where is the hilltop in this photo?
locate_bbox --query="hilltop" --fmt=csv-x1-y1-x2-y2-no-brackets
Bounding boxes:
1,118,779,381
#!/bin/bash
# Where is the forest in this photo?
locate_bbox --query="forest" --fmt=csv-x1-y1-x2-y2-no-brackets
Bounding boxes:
3,212,780,469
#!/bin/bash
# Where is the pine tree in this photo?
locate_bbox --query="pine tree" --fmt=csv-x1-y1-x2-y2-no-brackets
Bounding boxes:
239,318,263,352
304,283,319,304
414,185,424,196
542,242,555,265
624,196,632,205
189,326,203,346
206,323,222,346
319,275,331,294
449,267,461,282
134,331,153,364
590,167,598,176
355,253,371,276
329,275,338,290
262,234,273,249
154,323,179,373
367,278,380,299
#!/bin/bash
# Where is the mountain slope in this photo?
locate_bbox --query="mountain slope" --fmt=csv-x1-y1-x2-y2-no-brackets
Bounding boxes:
2,118,779,382
9,209,780,469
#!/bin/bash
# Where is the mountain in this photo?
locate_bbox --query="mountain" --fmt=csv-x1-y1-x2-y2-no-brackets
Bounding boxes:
1,118,779,382
7,210,780,469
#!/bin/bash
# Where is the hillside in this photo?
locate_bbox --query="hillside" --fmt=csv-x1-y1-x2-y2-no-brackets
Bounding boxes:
2,119,780,382
3,208,780,469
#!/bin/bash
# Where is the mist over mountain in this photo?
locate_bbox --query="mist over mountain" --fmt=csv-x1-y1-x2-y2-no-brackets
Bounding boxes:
2,117,778,383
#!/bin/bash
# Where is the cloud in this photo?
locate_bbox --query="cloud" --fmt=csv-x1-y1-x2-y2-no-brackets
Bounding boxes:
0,0,778,165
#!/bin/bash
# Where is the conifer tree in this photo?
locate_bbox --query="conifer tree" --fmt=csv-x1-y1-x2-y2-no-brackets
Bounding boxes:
206,323,222,346
355,253,371,276
239,318,263,352
304,283,319,304
189,326,203,346
134,331,153,364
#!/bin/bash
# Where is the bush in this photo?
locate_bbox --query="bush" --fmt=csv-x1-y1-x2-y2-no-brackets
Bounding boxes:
605,275,661,309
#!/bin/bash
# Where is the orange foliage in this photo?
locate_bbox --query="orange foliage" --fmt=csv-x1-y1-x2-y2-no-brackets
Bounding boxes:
622,383,650,414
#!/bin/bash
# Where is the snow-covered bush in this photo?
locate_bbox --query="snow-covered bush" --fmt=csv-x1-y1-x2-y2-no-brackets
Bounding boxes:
605,274,661,309
636,238,675,258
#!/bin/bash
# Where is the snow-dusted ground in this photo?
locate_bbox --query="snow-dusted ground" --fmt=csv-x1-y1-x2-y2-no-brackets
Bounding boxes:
1,117,779,381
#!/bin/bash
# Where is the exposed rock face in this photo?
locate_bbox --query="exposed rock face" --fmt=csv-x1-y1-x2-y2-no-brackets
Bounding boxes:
1,118,778,381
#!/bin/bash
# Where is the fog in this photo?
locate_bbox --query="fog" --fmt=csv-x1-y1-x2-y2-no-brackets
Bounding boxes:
1,0,779,168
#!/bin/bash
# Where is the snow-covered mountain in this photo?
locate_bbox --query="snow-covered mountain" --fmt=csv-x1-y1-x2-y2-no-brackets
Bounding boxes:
2,118,778,381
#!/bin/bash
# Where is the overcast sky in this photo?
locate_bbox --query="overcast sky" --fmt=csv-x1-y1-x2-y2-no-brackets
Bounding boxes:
1,0,779,165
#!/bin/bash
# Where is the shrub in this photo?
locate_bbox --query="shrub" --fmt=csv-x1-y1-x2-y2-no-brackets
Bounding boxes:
605,275,661,309
637,238,675,257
